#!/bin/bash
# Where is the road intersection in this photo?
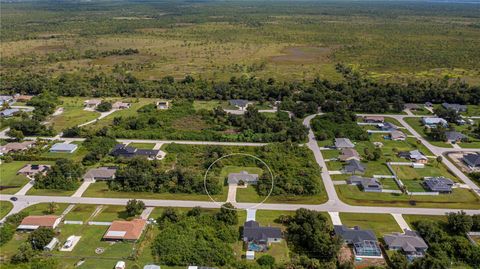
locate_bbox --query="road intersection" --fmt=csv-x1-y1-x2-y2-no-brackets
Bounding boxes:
1,112,480,223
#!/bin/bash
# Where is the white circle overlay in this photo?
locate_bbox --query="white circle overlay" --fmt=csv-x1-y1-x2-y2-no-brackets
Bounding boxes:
203,153,274,211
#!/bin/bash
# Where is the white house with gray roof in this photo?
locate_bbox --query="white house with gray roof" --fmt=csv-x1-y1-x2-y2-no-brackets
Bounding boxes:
384,229,428,260
83,167,117,181
227,171,259,185
334,138,355,149
49,143,78,153
463,153,480,169
347,176,382,192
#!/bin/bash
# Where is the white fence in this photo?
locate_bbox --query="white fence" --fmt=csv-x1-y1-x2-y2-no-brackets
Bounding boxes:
382,189,403,194
87,221,112,226
64,220,83,225
407,191,439,196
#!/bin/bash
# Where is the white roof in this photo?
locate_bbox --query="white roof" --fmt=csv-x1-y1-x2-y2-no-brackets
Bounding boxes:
50,143,78,151
17,224,39,230
115,261,126,268
106,231,127,237
246,251,255,256
246,209,256,221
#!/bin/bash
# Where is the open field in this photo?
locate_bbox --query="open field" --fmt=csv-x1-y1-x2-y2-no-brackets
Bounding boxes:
48,97,99,132
339,213,402,237
0,161,56,194
0,201,13,219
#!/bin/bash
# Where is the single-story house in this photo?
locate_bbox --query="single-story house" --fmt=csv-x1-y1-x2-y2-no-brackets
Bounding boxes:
334,225,382,258
423,177,454,193
335,138,355,149
17,215,61,230
463,153,480,168
0,108,20,118
0,95,14,105
442,103,467,113
50,143,78,153
243,220,282,246
227,171,259,185
110,144,160,159
84,99,101,108
422,117,448,128
378,122,398,131
188,266,218,269
14,94,34,102
229,99,249,110
0,141,35,155
384,229,428,260
83,167,117,181
364,116,384,123
143,265,161,269
339,148,360,161
112,101,131,110
103,219,147,241
347,176,382,192
17,164,51,177
156,101,170,110
404,103,420,111
445,131,467,143
390,130,406,141
343,159,366,174
398,150,428,164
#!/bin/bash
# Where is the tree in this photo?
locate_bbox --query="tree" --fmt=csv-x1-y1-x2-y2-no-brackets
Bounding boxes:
187,207,202,217
159,207,180,223
125,199,145,217
447,211,473,234
215,203,238,225
47,202,58,214
34,159,84,190
6,129,24,141
96,101,112,112
256,255,275,267
436,156,443,167
29,227,55,250
390,251,409,269
11,243,36,264
472,214,480,231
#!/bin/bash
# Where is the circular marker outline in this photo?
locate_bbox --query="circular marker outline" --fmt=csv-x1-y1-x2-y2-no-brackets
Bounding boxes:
203,153,274,211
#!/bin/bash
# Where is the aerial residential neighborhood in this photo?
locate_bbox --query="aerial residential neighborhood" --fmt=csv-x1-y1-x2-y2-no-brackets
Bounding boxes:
1,0,480,269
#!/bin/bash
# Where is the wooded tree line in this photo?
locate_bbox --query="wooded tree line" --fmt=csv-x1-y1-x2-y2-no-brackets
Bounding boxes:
1,64,478,115
310,110,369,141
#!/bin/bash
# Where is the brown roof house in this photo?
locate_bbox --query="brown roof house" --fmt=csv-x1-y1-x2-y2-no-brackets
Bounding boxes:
103,219,147,241
0,141,35,155
339,148,360,162
112,101,131,110
84,99,101,108
17,215,61,230
17,164,51,177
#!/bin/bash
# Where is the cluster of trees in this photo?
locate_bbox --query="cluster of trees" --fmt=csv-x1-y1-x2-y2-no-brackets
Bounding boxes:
81,136,117,165
426,125,448,141
108,157,221,195
96,101,112,112
0,212,28,247
34,159,84,190
10,227,57,267
211,106,308,142
311,110,368,141
281,208,343,268
2,65,478,115
433,107,461,123
151,205,238,267
125,199,146,217
256,143,322,196
408,212,480,269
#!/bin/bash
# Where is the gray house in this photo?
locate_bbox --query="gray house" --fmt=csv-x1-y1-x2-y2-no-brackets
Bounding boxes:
445,131,467,143
343,159,366,174
243,220,282,244
229,99,249,110
347,176,382,192
50,143,78,153
423,177,454,193
227,171,259,185
442,103,467,113
0,108,20,118
384,229,428,260
111,144,160,159
463,153,480,168
83,167,117,181
335,138,355,149
334,225,382,257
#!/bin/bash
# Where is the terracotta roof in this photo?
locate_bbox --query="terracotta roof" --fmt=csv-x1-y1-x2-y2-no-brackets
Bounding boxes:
104,219,147,240
20,215,60,227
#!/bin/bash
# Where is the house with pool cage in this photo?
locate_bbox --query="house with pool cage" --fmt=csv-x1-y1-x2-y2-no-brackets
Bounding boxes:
334,225,383,258
242,220,282,252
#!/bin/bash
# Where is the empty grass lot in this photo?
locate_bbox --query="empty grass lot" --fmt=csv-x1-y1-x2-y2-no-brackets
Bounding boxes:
404,117,453,148
26,186,76,196
339,213,402,238
82,181,228,202
21,202,70,215
128,142,156,149
48,97,99,132
403,214,448,227
392,164,459,182
64,204,98,222
335,184,480,209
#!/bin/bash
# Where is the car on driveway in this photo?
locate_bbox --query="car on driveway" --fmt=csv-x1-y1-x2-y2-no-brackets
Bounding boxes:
10,197,18,201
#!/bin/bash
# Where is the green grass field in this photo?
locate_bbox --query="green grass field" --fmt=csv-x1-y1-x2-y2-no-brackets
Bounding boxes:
339,213,402,238
0,161,56,194
0,201,13,219
392,164,459,182
48,97,99,132
64,204,98,222
128,142,156,149
21,202,70,215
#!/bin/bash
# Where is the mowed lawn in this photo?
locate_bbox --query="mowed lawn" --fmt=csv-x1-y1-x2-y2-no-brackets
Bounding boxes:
336,185,480,209
21,202,70,215
404,117,453,148
48,97,100,132
392,164,459,182
82,181,228,203
64,204,99,222
0,201,13,219
339,213,402,237
0,161,56,194
128,142,156,149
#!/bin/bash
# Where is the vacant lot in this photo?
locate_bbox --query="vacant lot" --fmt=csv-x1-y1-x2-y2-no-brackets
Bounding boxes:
339,213,402,237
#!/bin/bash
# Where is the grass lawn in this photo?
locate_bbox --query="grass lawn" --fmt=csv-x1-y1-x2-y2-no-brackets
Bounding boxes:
64,204,98,222
40,142,89,162
403,214,448,228
339,213,402,237
26,187,76,196
404,117,453,148
92,205,130,221
21,202,69,215
462,105,480,117
193,100,233,111
0,161,33,194
336,185,480,209
236,184,327,204
325,160,343,171
49,97,100,132
0,201,13,219
128,142,156,149
321,149,340,160
82,181,228,202
0,232,29,261
392,164,459,182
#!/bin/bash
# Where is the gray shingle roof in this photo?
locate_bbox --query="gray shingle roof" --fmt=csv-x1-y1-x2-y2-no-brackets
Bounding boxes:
442,103,467,112
50,143,78,152
445,131,467,142
229,99,249,108
343,159,366,173
384,230,428,252
423,177,454,192
463,153,480,167
335,138,354,149
228,171,259,184
348,176,382,192
83,167,117,179
243,221,282,242
334,225,376,243
111,144,159,158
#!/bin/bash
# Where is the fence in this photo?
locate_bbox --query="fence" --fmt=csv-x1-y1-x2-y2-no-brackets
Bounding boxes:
87,221,112,226
64,220,83,225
